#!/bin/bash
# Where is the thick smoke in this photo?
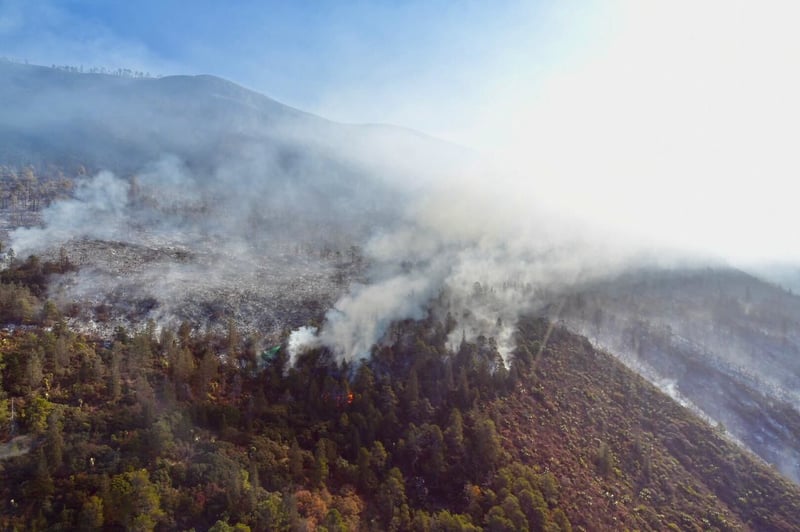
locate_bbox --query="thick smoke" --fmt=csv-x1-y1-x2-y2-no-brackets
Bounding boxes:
7,139,405,336
11,171,130,250
287,161,653,364
10,128,648,364
287,326,320,367
2,64,675,364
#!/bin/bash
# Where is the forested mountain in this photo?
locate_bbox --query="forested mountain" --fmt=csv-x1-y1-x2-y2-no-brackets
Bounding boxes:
3,62,800,531
559,268,800,484
1,254,799,530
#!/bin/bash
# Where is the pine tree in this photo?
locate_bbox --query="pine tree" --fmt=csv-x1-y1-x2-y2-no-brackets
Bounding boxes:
45,409,64,471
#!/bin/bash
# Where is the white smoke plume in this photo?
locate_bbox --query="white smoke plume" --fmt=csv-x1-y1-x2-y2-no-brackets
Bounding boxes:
287,326,321,367
286,162,655,364
6,143,393,336
0,62,706,366
11,171,129,253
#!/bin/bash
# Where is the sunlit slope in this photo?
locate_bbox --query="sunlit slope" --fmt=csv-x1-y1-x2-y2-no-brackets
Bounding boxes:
559,268,800,484
496,317,800,531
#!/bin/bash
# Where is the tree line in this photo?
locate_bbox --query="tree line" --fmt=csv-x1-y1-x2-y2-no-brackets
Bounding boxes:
0,256,571,531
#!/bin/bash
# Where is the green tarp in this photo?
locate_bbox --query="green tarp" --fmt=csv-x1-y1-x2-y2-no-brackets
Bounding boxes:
261,345,281,361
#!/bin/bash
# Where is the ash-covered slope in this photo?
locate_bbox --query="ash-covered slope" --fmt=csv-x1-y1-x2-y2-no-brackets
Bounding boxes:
0,62,473,337
558,268,800,483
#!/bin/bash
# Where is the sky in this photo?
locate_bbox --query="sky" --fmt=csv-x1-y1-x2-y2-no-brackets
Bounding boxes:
2,0,800,264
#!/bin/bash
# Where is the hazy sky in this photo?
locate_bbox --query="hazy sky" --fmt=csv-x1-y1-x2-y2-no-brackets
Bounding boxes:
2,0,800,263
0,0,569,136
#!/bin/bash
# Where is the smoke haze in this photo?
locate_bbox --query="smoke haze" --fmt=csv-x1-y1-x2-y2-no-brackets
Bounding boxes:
4,2,800,367
5,1,800,264
1,58,712,363
5,1,800,489
4,64,665,362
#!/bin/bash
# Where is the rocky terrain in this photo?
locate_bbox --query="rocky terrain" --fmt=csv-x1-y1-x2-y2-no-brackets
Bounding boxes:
0,169,364,339
49,236,363,338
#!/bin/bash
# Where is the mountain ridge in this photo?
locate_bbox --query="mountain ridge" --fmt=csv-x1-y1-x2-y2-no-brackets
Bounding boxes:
0,60,468,176
3,58,800,529
559,266,800,483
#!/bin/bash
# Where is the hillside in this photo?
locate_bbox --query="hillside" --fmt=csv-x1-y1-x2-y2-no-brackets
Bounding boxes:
2,271,799,530
0,61,468,261
497,317,800,530
0,62,474,339
559,268,800,483
0,61,467,181
3,61,800,530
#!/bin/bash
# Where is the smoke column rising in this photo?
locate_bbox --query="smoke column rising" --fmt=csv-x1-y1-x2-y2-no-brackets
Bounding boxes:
285,162,657,364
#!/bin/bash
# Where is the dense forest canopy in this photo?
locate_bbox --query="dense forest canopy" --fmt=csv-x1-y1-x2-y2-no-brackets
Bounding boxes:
1,256,800,531
2,64,800,531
